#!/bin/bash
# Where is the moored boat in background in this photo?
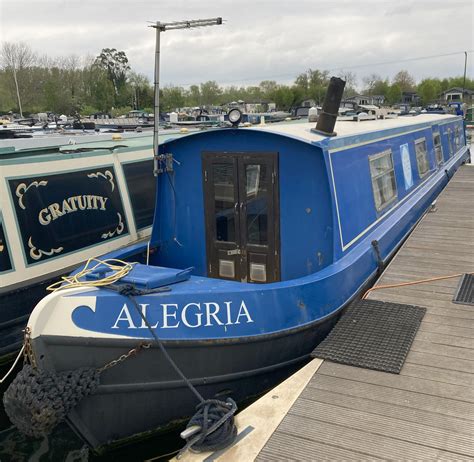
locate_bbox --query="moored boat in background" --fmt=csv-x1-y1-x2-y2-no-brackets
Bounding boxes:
0,130,193,361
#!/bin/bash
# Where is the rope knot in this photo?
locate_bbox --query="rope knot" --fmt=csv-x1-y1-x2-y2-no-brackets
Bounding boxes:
117,283,143,297
179,398,237,457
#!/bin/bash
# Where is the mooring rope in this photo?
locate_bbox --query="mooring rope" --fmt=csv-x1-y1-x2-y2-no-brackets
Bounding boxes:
107,283,238,456
363,271,473,299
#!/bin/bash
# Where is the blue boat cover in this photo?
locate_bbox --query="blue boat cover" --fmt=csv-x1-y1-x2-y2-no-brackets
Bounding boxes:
85,264,193,290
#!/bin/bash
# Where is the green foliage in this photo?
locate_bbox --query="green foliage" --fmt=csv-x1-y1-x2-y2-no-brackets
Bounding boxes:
392,70,416,92
80,105,100,116
386,84,402,105
95,48,130,96
1,42,474,115
160,86,185,112
417,79,442,105
111,106,133,117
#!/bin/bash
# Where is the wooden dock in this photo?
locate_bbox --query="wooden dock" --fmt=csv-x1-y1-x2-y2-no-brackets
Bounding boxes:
258,164,474,461
177,164,474,462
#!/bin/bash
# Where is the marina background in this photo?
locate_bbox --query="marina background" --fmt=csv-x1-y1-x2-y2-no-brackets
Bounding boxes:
0,1,473,461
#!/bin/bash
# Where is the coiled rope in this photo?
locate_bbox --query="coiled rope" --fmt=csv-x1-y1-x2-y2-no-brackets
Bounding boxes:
46,258,135,292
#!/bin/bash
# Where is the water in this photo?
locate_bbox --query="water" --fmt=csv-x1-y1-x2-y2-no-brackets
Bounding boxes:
0,362,183,462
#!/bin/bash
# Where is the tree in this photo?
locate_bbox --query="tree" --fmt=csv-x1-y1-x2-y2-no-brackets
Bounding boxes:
271,85,295,111
295,69,330,104
372,79,390,98
161,85,185,111
392,70,416,92
259,80,278,99
187,85,201,106
128,72,153,109
386,83,402,105
0,42,36,116
418,78,442,105
337,71,357,98
95,48,130,98
200,81,222,106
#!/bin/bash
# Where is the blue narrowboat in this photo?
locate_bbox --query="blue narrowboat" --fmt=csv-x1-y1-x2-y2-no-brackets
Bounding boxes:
6,82,470,449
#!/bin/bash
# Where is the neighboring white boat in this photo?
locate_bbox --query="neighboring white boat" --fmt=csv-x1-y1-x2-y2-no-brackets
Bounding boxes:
0,130,191,360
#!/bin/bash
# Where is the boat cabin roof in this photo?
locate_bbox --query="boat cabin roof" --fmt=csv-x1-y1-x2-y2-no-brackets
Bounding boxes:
248,113,460,147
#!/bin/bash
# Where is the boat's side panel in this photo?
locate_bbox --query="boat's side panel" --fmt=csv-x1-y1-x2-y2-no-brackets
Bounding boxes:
33,310,338,448
0,147,152,291
327,117,466,256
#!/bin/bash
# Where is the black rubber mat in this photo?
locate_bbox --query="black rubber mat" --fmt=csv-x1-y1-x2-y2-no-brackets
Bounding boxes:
311,299,426,374
453,274,474,306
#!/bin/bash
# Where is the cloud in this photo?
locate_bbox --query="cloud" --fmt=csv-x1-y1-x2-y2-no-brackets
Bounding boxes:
0,0,472,87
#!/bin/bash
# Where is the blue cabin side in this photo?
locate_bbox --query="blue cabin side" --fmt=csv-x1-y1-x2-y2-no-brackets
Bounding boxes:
321,116,467,264
150,129,334,282
146,116,468,287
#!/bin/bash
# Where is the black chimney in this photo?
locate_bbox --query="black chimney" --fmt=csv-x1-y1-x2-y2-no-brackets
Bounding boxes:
312,77,346,137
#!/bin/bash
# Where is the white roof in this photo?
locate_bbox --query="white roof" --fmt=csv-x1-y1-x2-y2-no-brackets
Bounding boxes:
249,113,459,144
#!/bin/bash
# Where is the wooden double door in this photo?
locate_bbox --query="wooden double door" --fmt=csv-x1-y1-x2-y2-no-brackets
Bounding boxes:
202,152,280,283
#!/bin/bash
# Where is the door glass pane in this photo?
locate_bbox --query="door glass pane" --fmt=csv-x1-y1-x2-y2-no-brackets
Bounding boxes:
245,164,269,245
213,163,235,242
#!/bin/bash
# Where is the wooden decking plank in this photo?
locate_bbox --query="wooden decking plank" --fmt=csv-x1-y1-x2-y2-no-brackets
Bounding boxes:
400,363,473,387
373,282,459,296
289,399,473,455
257,431,382,462
299,388,473,435
410,339,474,360
307,375,474,420
274,413,464,460
422,313,474,328
317,362,474,403
417,322,474,339
375,275,460,290
405,350,474,374
392,252,474,267
415,330,474,348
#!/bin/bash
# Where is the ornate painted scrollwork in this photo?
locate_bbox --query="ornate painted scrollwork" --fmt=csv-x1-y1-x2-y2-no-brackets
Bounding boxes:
28,237,63,261
87,170,115,191
101,213,124,239
16,181,48,210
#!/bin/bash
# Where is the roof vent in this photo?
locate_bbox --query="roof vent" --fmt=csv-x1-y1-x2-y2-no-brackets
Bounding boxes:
312,77,346,137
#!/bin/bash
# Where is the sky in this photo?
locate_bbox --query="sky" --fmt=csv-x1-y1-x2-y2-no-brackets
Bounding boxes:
0,0,473,89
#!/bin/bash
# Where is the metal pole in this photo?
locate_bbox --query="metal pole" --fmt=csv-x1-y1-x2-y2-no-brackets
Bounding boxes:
153,24,161,176
12,66,23,118
462,51,467,103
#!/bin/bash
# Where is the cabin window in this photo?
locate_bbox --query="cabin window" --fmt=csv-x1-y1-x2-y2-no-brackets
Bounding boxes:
433,133,443,165
122,160,156,230
414,138,430,177
455,126,462,149
0,222,13,273
369,150,397,211
447,128,454,156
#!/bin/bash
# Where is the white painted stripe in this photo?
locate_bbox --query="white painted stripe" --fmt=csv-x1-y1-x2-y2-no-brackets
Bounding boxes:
328,127,427,154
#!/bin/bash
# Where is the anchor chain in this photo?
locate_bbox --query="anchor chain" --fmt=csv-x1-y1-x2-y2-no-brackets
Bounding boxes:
22,327,37,369
98,342,151,373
